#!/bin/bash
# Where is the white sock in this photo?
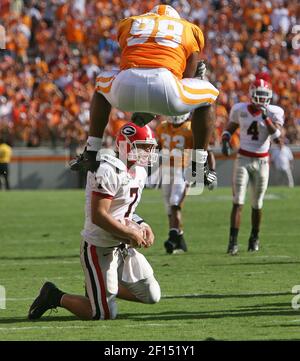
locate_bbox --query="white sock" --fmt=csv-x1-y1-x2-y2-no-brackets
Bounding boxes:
86,136,102,152
193,149,208,164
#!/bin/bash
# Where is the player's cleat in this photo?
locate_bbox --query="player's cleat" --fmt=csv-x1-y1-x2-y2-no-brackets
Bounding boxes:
164,238,176,254
248,238,260,252
164,230,187,254
69,148,99,172
227,241,239,255
173,233,188,254
28,282,63,320
131,112,156,127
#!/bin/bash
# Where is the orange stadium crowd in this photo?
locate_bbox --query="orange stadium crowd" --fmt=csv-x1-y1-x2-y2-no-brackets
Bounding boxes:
0,0,299,151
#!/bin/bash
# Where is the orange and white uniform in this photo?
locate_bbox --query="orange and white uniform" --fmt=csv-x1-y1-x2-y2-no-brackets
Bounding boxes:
156,119,193,215
95,5,219,116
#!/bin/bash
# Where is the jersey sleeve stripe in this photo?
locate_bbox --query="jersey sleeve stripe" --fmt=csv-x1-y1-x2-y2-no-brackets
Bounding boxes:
95,83,113,94
92,191,114,200
96,75,115,83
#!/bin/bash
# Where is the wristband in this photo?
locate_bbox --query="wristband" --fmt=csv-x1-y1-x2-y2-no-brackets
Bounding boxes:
270,128,281,140
132,213,145,225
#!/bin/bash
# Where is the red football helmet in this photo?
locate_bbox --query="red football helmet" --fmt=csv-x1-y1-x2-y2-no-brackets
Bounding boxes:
116,122,158,167
249,78,272,107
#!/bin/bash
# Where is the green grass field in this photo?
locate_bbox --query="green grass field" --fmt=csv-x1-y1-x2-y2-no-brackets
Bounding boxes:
0,187,300,341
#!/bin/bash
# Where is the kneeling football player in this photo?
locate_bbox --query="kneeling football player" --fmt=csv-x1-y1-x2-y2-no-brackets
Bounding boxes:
28,123,161,320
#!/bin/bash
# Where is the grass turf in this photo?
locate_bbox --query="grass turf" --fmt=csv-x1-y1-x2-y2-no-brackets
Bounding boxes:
0,187,300,340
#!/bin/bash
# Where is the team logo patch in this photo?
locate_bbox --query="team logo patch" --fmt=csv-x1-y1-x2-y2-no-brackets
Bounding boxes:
122,125,136,136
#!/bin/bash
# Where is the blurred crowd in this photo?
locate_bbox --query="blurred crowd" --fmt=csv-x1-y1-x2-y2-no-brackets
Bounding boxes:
0,0,299,151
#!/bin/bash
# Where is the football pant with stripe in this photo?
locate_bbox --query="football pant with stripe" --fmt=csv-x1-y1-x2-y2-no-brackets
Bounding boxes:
80,241,160,320
95,68,219,115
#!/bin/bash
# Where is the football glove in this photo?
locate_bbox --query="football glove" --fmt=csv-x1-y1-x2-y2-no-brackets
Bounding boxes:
221,132,232,156
260,106,268,120
204,162,217,190
195,60,206,79
69,147,99,172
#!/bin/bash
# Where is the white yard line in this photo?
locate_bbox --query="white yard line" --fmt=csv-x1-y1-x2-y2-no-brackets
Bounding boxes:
0,324,178,332
0,260,80,267
0,326,91,331
0,275,83,282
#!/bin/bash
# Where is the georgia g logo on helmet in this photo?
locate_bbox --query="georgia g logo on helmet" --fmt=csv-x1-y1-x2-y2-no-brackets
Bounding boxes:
121,125,136,137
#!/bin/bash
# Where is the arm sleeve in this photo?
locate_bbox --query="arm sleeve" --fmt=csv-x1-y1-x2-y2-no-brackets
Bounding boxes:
117,18,132,48
271,108,285,127
191,25,205,53
229,105,240,125
94,164,119,198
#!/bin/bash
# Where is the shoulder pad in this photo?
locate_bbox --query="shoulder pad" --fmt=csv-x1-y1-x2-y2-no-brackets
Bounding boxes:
97,152,127,171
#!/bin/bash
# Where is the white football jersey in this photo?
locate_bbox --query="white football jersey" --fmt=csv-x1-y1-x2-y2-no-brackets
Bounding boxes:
81,154,147,247
229,103,284,156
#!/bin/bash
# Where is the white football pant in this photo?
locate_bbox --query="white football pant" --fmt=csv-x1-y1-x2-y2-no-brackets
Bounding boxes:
95,68,219,115
232,155,269,209
161,167,187,215
80,240,161,320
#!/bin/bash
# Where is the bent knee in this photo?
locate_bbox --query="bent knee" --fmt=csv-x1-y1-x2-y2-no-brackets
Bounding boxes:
144,279,161,304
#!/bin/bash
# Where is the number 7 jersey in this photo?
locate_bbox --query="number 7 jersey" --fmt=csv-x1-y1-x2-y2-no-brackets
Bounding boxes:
118,13,204,79
81,155,147,247
229,103,284,157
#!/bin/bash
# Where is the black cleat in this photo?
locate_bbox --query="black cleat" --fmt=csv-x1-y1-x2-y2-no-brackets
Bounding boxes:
248,238,260,252
164,230,187,254
28,282,62,320
175,233,187,253
69,148,99,172
227,241,238,255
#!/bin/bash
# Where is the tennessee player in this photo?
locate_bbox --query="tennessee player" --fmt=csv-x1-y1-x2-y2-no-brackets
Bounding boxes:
28,123,161,321
157,113,192,253
70,4,219,188
222,77,284,255
157,113,217,254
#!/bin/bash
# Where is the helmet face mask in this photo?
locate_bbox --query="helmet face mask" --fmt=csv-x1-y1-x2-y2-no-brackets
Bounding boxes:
117,123,158,167
249,79,272,107
167,113,190,125
128,141,158,167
